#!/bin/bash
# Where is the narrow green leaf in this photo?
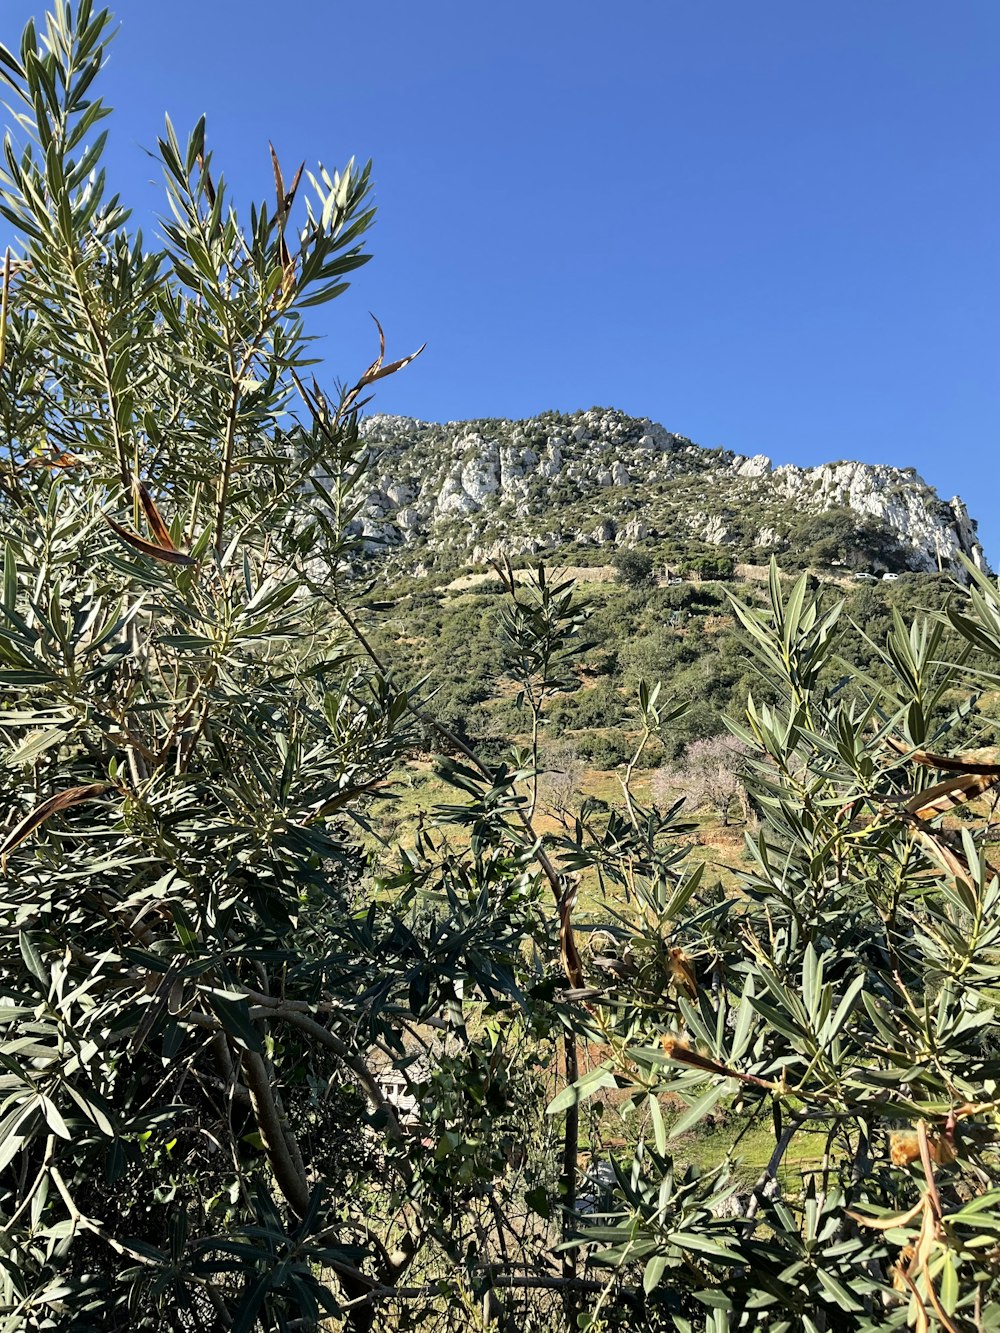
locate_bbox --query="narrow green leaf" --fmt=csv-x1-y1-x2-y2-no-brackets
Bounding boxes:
4,726,69,768
815,1267,862,1310
19,933,47,986
204,992,262,1053
547,1066,618,1115
3,542,15,611
0,1104,37,1173
38,1094,71,1140
669,1084,726,1139
821,974,866,1045
643,1254,667,1294
648,1094,667,1154
730,976,756,1062
669,1229,742,1263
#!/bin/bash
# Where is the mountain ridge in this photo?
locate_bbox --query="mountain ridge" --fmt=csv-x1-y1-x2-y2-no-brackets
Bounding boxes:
345,407,987,578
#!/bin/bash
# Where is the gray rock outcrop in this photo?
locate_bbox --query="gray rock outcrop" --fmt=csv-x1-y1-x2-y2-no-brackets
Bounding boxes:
342,409,987,577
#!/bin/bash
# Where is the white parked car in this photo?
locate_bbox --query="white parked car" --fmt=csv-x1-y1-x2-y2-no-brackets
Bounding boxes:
882,572,899,581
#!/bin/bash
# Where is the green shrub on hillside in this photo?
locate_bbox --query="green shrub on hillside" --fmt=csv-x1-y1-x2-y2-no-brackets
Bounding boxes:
683,554,735,579
614,549,656,586
787,507,910,571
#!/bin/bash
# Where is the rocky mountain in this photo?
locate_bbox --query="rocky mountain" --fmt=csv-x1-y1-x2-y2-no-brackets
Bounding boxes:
345,407,986,577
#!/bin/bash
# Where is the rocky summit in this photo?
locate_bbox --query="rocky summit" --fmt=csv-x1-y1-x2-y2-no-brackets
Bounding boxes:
345,407,986,576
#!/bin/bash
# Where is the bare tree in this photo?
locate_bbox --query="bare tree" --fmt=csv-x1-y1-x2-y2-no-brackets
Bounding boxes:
654,734,751,825
538,740,587,825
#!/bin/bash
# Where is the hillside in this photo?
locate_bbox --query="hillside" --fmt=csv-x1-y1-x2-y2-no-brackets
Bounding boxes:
346,406,987,578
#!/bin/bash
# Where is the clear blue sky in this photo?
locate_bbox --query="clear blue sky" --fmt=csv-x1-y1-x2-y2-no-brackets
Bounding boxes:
4,1,999,557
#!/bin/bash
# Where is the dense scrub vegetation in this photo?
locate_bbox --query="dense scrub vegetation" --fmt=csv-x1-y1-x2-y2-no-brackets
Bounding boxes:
364,567,978,766
3,8,1000,1333
785,509,909,573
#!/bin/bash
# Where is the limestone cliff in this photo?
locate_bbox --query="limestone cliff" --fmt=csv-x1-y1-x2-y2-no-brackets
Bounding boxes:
340,407,985,576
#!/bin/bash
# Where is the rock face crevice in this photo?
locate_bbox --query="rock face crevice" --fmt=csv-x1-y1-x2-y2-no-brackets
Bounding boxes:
330,407,986,576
